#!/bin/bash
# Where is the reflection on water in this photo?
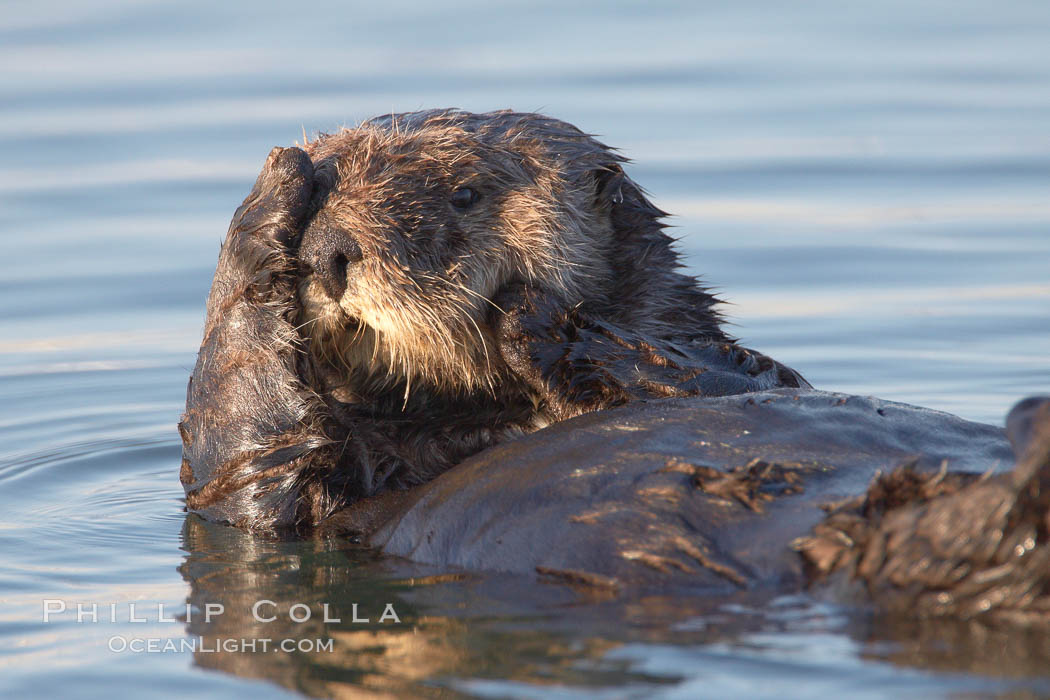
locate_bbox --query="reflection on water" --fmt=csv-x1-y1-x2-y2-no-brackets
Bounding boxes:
180,517,606,697
178,517,1050,698
1,0,1048,697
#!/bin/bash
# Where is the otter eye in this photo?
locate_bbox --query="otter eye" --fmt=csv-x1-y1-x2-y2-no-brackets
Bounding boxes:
450,187,480,209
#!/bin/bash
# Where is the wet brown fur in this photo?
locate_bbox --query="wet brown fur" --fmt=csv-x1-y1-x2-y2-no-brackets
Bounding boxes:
796,399,1050,623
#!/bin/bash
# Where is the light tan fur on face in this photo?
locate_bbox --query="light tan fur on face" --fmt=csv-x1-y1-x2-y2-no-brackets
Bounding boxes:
296,110,622,396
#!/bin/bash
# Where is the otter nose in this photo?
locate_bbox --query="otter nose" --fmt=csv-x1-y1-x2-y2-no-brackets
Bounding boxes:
300,216,363,301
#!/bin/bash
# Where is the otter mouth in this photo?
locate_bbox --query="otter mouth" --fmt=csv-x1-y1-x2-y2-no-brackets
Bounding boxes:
298,272,356,330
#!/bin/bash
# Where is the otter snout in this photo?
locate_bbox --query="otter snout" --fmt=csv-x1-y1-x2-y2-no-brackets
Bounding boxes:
300,214,363,301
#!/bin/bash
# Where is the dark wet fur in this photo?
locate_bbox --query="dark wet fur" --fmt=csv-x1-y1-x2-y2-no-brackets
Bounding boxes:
797,398,1050,622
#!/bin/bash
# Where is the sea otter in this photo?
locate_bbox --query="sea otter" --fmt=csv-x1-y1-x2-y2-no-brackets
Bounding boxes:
180,109,807,532
180,109,1050,621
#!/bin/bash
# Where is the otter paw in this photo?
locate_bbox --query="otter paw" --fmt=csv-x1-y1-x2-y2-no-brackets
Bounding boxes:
232,146,315,248
492,285,540,380
206,148,316,315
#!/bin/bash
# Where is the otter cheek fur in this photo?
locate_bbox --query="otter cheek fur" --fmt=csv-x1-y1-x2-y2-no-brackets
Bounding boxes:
180,109,808,532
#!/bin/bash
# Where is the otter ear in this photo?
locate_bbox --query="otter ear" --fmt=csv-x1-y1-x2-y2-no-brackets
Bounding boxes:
594,164,625,207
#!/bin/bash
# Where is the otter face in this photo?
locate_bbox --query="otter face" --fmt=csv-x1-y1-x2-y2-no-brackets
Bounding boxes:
297,110,624,394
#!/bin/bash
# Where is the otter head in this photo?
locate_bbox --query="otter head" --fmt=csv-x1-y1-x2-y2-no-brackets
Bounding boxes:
297,109,664,396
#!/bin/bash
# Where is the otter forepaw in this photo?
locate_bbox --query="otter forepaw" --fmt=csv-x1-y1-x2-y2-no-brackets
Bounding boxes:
180,148,348,532
491,285,542,381
492,286,634,419
233,146,315,248
204,148,314,309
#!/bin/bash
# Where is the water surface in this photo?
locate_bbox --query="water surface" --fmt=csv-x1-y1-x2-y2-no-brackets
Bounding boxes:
2,1,1049,697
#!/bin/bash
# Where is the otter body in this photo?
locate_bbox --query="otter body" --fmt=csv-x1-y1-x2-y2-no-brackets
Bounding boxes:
367,390,1015,591
180,110,806,531
180,110,1050,622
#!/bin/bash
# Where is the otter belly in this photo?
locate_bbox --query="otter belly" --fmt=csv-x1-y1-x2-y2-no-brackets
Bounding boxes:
365,389,1013,591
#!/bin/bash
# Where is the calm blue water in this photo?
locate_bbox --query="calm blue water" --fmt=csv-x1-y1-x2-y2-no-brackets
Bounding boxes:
1,1,1048,697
